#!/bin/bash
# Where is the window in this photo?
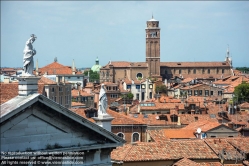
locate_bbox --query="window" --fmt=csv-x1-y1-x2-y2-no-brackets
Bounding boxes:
51,87,55,92
149,84,153,89
208,69,210,74
194,90,198,96
170,114,178,122
111,94,118,98
136,85,140,89
193,69,196,74
202,68,205,74
141,84,145,89
117,133,125,139
205,90,209,96
199,90,202,96
136,73,143,78
142,92,145,100
132,133,140,142
222,69,224,74
136,93,139,100
127,85,131,89
149,92,152,99
211,136,216,138
179,69,181,74
54,96,57,102
188,90,192,96
210,91,214,96
216,68,219,74
59,87,63,92
106,71,109,77
195,116,198,121
218,91,222,96
165,70,168,74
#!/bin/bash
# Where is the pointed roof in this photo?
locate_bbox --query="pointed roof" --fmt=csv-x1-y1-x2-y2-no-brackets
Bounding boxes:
1,94,126,145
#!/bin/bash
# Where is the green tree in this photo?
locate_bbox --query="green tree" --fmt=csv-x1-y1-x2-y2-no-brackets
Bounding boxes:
84,70,99,82
126,92,134,100
235,67,249,74
233,81,249,103
155,85,167,93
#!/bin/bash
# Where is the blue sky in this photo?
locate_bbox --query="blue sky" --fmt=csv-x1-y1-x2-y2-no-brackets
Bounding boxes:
1,1,249,68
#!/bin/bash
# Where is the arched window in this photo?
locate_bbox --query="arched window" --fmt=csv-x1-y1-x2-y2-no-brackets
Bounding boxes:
136,73,143,79
132,132,140,142
117,132,125,139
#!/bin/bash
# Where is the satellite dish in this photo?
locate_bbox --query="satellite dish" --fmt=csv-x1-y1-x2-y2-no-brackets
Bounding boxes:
197,128,202,134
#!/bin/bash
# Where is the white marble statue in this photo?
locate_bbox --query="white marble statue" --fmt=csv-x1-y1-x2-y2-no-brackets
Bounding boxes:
23,34,37,76
98,84,108,115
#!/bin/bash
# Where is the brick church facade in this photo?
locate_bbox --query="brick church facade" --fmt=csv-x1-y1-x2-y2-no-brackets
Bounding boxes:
100,16,233,83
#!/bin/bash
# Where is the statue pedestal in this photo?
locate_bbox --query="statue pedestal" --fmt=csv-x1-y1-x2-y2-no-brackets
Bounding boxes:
92,114,114,132
17,76,41,96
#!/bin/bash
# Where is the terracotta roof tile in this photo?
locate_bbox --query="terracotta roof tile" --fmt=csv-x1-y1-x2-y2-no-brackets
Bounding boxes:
39,61,82,75
204,138,244,160
71,89,93,97
111,139,219,162
173,158,200,166
164,129,195,139
183,120,221,132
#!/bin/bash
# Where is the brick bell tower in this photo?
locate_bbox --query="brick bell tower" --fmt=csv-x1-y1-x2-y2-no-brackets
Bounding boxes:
146,15,160,77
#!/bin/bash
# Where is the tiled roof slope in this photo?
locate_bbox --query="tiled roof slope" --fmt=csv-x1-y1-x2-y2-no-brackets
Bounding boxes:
183,120,221,132
172,158,200,166
71,108,145,125
164,129,195,139
160,61,230,67
107,110,146,125
147,129,169,142
204,138,244,160
0,83,18,104
111,139,218,162
102,61,148,68
227,138,249,153
38,61,81,75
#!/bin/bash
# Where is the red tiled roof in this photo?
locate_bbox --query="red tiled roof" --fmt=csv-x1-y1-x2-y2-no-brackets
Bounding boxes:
71,89,93,97
107,110,146,125
173,158,200,166
204,138,244,160
183,120,221,132
39,61,82,75
226,137,249,153
111,139,219,162
102,61,148,68
160,61,230,67
164,129,195,139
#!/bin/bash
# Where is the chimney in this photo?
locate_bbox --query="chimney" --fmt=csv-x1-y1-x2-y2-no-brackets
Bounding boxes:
4,77,10,83
72,59,76,75
77,82,81,91
177,116,181,125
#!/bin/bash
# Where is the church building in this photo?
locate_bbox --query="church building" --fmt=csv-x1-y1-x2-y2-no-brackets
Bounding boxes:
100,16,233,83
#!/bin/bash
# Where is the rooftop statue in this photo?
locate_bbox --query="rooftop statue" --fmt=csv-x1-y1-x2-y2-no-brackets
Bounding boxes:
23,34,37,76
98,84,107,115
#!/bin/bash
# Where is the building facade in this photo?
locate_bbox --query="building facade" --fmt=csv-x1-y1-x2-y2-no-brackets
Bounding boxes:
99,16,233,83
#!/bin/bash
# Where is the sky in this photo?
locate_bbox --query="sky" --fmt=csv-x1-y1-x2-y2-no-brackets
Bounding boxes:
1,1,249,69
